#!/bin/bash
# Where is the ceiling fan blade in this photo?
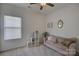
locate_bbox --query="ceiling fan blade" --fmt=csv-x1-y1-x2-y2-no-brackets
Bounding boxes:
30,3,37,4
40,6,43,10
46,3,54,7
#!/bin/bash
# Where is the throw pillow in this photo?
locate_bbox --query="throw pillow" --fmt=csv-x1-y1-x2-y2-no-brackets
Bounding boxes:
62,40,72,48
48,36,56,43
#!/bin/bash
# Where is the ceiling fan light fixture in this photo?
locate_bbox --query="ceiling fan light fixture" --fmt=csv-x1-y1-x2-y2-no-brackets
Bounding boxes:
29,3,54,10
40,3,46,6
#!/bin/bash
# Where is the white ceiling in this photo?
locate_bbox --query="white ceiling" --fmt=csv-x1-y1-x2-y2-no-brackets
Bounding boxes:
10,3,71,15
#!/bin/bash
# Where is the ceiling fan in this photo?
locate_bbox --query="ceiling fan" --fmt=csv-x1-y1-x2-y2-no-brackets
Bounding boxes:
29,3,54,10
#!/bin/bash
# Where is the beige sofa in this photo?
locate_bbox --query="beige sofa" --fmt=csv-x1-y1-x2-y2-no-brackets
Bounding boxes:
44,35,77,56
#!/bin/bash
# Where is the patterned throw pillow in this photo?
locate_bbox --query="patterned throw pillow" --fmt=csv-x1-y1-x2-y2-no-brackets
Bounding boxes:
62,40,73,48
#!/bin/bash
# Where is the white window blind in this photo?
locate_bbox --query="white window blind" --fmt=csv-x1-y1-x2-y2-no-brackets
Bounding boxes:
4,15,22,40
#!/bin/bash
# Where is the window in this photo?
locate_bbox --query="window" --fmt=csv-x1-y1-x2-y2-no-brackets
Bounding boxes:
4,15,22,40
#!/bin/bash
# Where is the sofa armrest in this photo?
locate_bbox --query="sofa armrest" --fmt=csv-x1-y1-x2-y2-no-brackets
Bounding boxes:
43,37,47,44
43,38,46,43
69,43,76,48
68,43,76,55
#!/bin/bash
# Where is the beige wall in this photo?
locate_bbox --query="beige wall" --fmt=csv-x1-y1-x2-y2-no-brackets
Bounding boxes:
0,4,45,51
0,14,1,51
46,4,79,50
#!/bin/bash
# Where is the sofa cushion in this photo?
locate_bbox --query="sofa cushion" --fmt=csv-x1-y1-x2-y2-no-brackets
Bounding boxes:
47,36,52,40
47,36,57,43
56,43,68,51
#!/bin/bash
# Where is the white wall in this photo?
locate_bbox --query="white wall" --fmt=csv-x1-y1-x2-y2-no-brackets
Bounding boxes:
0,4,45,51
46,4,79,50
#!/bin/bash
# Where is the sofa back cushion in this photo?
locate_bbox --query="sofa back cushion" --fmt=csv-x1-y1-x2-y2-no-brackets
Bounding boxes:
57,38,64,43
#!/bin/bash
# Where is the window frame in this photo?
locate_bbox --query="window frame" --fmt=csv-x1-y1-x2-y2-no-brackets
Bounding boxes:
4,15,22,40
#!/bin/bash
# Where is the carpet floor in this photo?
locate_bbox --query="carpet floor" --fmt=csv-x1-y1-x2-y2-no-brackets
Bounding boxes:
0,45,62,56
